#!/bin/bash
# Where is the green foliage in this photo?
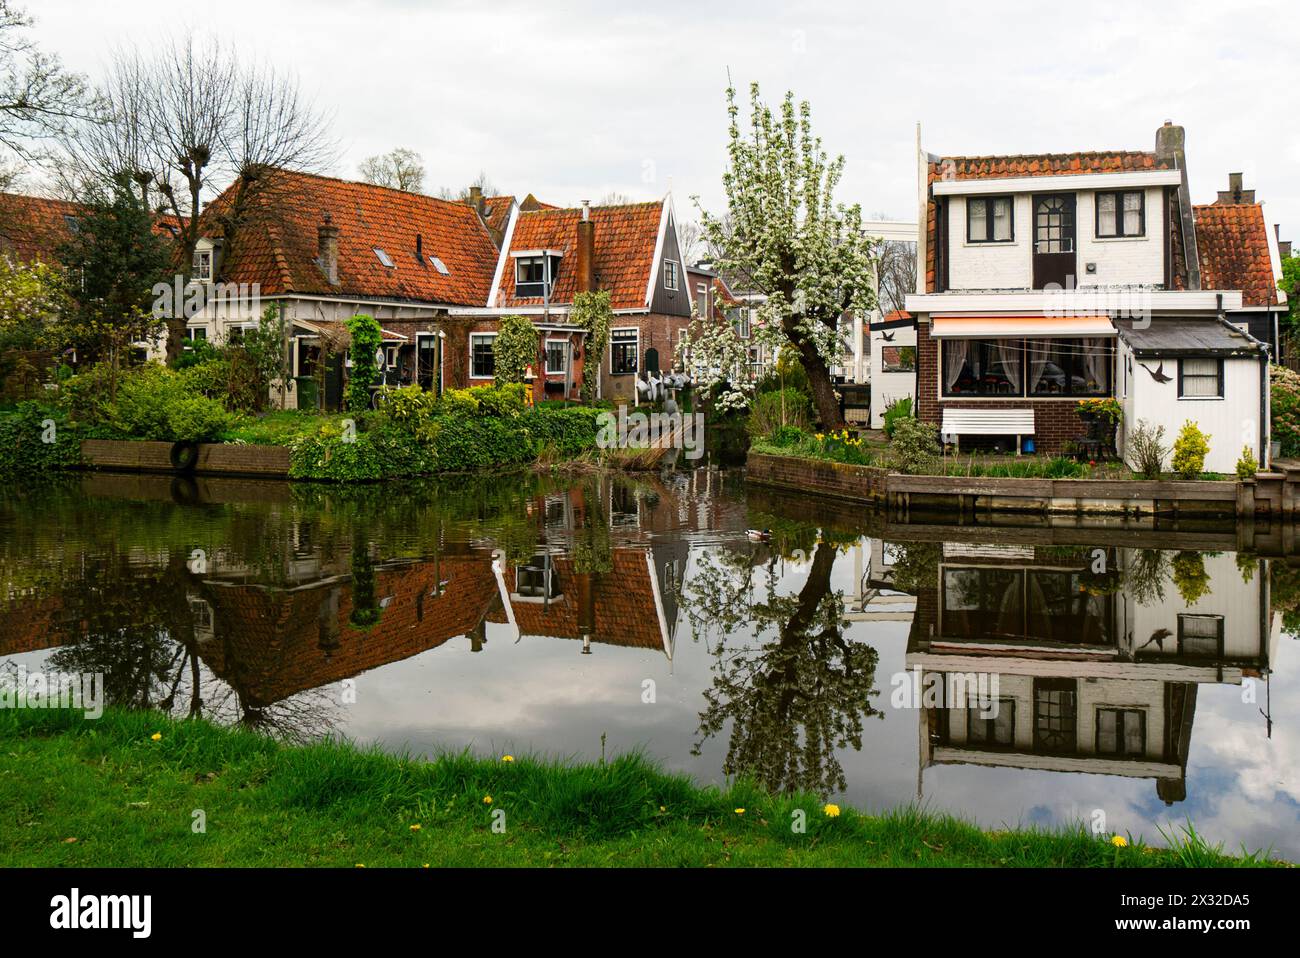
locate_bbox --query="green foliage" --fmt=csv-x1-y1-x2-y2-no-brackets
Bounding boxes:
1171,551,1211,605
428,416,536,472
890,417,940,475
492,314,539,386
238,305,291,408
746,388,812,438
881,396,912,439
172,338,222,370
346,314,383,412
758,345,811,397
1077,397,1122,424
1171,420,1210,479
376,384,440,442
571,290,613,402
0,402,81,478
1127,419,1168,479
1270,364,1300,457
0,258,67,347
751,425,877,466
288,418,436,482
1281,254,1299,331
1236,445,1259,479
944,456,1085,479
109,364,235,442
471,382,526,418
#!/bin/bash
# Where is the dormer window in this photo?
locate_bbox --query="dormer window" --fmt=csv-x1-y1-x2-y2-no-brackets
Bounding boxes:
1096,190,1145,238
664,259,680,290
967,196,1013,243
191,249,212,282
515,252,561,297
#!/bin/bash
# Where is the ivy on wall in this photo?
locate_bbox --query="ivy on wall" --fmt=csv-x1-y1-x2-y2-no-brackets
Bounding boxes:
346,314,383,412
571,290,612,402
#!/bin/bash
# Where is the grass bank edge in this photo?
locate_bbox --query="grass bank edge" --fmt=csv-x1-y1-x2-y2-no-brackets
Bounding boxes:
0,707,1283,868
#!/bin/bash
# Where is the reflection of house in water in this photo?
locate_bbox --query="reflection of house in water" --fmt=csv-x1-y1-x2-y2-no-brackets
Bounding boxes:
906,544,1279,804
843,538,916,623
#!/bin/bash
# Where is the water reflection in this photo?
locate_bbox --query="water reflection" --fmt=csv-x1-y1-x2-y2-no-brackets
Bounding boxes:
0,472,1294,854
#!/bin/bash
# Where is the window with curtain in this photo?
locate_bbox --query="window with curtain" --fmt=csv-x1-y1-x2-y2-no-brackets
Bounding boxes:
968,699,1016,747
1096,708,1145,756
967,196,1013,242
1178,358,1222,398
942,339,1022,396
1026,338,1111,396
1096,190,1145,238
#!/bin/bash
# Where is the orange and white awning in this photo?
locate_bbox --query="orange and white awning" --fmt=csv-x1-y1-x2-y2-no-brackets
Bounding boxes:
929,314,1116,338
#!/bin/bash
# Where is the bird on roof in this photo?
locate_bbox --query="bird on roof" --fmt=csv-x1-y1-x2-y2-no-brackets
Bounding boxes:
1139,361,1173,384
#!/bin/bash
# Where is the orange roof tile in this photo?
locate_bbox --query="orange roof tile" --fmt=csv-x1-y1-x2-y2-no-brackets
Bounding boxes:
0,192,81,263
1194,203,1280,307
494,201,664,311
931,151,1170,182
203,170,501,306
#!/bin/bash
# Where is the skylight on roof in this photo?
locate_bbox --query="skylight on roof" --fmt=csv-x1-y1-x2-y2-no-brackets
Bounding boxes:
373,247,394,268
429,256,449,275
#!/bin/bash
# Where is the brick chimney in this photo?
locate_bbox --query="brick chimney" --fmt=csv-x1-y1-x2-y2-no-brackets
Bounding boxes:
1215,172,1256,205
1156,120,1200,290
1278,225,1292,260
318,213,340,286
576,200,596,294
466,185,485,216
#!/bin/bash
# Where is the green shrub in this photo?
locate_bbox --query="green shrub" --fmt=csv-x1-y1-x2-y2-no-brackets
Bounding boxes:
1236,445,1259,479
881,396,913,439
747,388,812,438
0,402,81,478
470,382,527,418
434,387,480,418
432,416,535,472
1271,364,1300,457
757,346,810,397
767,424,807,448
891,417,940,475
1171,420,1210,479
110,364,234,442
376,384,439,442
521,406,602,458
493,315,539,386
288,419,436,482
1126,419,1168,479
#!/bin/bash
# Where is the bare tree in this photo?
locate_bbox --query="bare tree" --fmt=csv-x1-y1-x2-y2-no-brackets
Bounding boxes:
676,218,704,264
359,147,425,193
61,33,335,361
874,239,916,316
435,170,499,200
598,190,632,206
0,1,92,163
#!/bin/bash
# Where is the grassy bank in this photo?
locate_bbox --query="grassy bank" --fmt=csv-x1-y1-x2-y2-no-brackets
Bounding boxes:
0,708,1281,868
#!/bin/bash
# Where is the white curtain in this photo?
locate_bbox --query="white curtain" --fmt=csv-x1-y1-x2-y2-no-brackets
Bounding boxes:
1027,339,1050,394
944,339,969,392
1081,337,1108,392
997,341,1022,393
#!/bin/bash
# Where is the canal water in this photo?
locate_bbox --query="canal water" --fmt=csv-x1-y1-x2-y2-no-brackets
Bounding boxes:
1,470,1296,858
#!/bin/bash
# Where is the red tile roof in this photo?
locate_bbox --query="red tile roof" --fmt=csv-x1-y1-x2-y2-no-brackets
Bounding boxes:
481,196,515,237
203,170,501,306
0,192,80,263
931,151,1171,182
493,201,664,311
1194,203,1280,306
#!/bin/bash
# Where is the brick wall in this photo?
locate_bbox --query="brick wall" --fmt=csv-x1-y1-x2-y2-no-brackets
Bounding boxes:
80,440,290,477
746,452,887,502
915,320,1088,454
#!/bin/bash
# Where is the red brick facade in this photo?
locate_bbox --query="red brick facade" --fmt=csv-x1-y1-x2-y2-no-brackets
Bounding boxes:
915,319,1089,453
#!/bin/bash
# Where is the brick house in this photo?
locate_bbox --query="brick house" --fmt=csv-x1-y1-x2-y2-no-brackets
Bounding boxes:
904,122,1276,461
450,196,692,402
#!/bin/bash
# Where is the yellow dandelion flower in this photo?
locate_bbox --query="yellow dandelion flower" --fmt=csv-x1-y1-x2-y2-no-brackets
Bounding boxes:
355,864,366,868
1111,835,1128,847
409,824,421,831
659,805,666,812
483,795,493,805
734,808,745,815
150,733,162,742
501,755,515,763
823,803,841,817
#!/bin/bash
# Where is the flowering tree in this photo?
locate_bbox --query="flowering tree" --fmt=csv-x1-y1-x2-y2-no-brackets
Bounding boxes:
694,82,878,427
0,257,66,347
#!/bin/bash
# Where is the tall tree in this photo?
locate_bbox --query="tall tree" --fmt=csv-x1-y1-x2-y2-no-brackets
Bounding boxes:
697,83,878,428
61,33,334,362
435,170,499,201
359,147,425,193
874,238,917,317
0,1,92,163
56,173,171,363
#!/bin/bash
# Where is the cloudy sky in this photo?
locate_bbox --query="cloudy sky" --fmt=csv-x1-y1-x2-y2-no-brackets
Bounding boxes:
29,0,1300,238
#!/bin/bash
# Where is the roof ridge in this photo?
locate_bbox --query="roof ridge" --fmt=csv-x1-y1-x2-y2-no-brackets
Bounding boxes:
256,167,483,213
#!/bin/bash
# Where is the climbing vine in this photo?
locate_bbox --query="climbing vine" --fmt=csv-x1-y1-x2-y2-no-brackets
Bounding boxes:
571,290,612,402
346,314,382,412
494,314,539,385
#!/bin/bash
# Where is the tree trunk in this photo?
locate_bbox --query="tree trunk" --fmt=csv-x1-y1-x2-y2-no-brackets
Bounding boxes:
164,315,186,364
798,338,843,429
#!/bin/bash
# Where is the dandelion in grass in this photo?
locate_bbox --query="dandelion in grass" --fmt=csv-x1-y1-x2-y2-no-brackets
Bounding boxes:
501,755,514,763
734,808,745,815
355,864,366,868
1111,835,1128,847
659,806,666,812
823,803,841,818
150,732,162,742
483,795,493,805
409,824,421,832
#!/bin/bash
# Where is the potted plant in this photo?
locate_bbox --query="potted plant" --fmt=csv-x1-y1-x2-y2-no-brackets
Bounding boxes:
1077,398,1122,452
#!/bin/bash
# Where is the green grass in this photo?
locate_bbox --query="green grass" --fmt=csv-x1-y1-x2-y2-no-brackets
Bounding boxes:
0,708,1283,868
216,410,351,446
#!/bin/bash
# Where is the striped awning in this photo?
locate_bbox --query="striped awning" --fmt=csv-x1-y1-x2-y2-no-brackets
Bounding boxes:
930,314,1116,338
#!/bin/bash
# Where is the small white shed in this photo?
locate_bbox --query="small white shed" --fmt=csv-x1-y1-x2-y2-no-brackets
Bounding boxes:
1115,317,1270,473
869,311,917,429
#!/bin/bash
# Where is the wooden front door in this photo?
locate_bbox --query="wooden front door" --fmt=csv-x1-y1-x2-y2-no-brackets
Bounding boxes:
1032,193,1076,290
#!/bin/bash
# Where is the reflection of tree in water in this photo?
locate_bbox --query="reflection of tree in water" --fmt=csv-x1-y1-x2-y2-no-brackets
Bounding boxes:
684,537,881,798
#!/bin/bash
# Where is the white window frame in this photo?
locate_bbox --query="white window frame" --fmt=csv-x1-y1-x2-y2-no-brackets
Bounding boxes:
192,249,213,282
469,332,497,379
664,259,680,291
544,338,569,375
609,326,640,375
384,345,399,370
